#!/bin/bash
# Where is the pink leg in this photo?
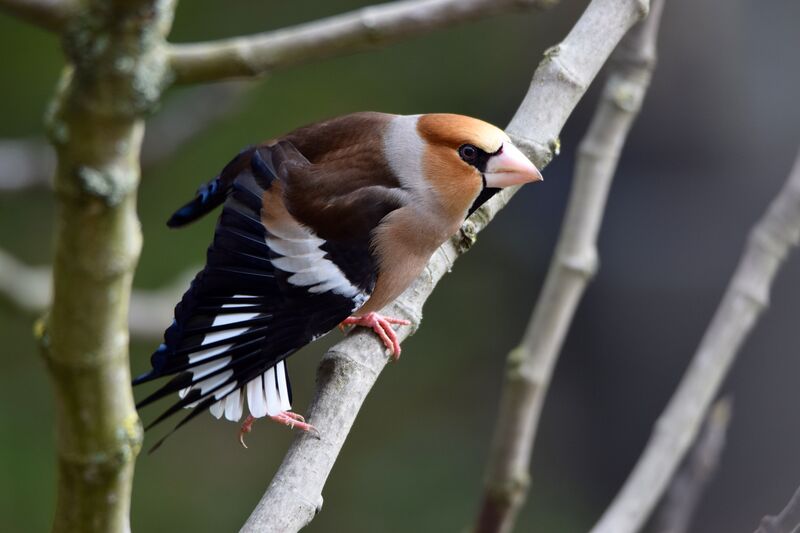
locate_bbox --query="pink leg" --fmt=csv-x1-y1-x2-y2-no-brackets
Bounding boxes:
238,412,318,448
239,415,256,448
340,312,411,359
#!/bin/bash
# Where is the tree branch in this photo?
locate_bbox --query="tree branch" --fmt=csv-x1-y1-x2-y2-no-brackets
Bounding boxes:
0,247,194,339
756,484,800,533
240,0,649,531
590,149,800,533
167,0,558,84
43,1,176,532
0,137,54,191
651,396,732,533
0,0,76,32
0,247,51,313
473,2,664,531
0,82,248,192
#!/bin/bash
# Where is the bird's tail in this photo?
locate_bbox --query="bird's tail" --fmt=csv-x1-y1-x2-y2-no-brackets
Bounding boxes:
166,147,254,228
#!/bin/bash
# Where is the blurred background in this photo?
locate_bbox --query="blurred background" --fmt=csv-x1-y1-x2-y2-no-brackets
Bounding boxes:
1,0,799,531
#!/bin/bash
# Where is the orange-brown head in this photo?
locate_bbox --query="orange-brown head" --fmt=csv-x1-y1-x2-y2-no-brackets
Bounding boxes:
383,113,542,221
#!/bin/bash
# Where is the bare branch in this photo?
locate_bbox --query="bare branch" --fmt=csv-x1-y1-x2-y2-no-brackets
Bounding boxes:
756,484,800,533
0,247,194,339
0,85,241,338
590,149,800,533
0,83,249,192
42,2,176,531
651,396,732,533
0,137,54,191
0,247,51,312
240,1,649,531
167,0,558,84
474,2,664,531
0,0,76,33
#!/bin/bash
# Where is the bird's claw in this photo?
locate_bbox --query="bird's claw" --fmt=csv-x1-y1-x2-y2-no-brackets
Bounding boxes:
239,415,256,449
238,411,318,448
340,312,411,360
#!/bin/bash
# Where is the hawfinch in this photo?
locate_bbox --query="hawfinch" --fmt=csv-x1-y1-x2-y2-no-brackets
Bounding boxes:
134,112,541,448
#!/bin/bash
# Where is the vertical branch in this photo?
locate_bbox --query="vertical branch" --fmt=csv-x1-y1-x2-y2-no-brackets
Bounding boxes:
650,397,732,533
590,150,800,533
0,83,249,192
474,1,665,532
42,1,175,532
0,247,197,339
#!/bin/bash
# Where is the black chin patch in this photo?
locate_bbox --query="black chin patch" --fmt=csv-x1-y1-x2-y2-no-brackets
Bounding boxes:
467,186,500,218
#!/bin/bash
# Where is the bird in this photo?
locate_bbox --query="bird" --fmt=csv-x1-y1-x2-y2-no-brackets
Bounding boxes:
133,112,542,449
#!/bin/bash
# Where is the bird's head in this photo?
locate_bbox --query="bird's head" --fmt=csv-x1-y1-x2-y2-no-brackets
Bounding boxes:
384,113,542,220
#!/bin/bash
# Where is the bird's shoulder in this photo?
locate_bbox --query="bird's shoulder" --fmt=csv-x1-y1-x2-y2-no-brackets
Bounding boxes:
261,114,411,243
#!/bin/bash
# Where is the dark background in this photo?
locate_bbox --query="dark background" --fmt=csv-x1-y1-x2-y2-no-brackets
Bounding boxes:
1,1,799,531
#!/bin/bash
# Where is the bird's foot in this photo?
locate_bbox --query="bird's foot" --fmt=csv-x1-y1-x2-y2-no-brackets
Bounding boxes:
239,415,256,448
238,412,318,448
339,312,411,360
271,411,318,435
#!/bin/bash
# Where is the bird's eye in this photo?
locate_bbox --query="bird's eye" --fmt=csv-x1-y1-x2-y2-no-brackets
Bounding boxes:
459,144,479,163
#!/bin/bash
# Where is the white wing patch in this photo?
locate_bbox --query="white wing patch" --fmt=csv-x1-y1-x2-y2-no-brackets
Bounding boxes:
264,215,368,306
185,197,373,421
210,360,292,421
180,296,259,409
181,294,294,422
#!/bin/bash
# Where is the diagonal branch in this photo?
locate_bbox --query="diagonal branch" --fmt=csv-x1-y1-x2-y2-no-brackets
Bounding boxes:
167,0,559,84
651,396,732,533
590,148,800,533
239,0,649,531
0,0,76,33
474,2,665,531
756,484,800,533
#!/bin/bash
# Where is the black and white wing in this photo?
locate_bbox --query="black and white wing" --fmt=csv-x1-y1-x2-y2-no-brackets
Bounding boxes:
134,144,391,446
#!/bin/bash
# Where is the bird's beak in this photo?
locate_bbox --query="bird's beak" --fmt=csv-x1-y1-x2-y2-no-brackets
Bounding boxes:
484,142,543,188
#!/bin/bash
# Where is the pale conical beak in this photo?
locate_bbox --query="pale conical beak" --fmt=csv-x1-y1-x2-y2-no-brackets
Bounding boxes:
484,142,543,188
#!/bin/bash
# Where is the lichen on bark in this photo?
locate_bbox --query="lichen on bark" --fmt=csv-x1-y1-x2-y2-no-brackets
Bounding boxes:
41,2,176,532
